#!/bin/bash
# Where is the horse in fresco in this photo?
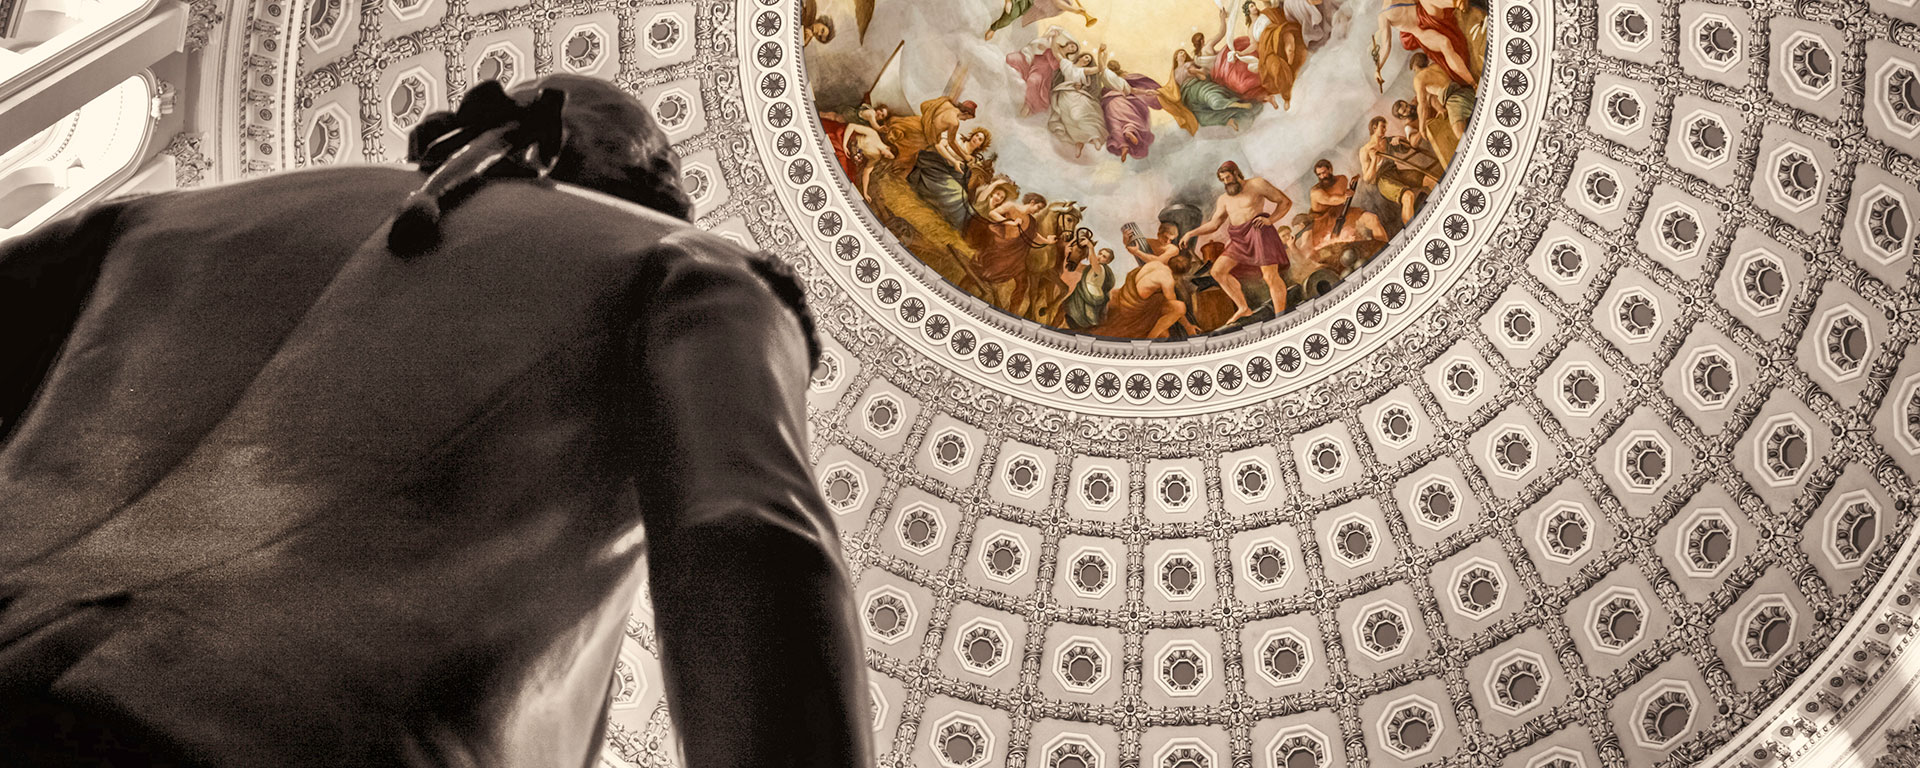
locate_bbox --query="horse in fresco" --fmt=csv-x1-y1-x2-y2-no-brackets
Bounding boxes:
1021,201,1084,326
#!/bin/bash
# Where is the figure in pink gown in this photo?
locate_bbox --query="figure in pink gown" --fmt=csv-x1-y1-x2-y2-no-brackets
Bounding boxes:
1100,67,1162,161
1007,26,1078,117
1189,29,1268,106
1212,39,1268,102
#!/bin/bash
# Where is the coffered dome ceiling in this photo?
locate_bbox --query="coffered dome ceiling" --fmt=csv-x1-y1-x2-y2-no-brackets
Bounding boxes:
187,0,1920,764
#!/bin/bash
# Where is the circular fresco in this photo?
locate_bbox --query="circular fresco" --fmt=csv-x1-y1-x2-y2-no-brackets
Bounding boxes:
804,0,1486,340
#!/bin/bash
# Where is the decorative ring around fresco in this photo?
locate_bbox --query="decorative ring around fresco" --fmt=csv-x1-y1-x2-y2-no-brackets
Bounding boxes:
740,0,1551,416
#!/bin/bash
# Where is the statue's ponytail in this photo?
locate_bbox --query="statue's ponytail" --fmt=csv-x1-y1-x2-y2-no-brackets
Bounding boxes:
388,81,567,257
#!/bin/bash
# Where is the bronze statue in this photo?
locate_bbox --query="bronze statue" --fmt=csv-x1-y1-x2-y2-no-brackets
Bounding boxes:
0,75,872,768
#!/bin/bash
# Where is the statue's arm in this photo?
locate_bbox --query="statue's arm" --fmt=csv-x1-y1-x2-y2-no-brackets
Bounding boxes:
623,235,872,768
0,201,127,445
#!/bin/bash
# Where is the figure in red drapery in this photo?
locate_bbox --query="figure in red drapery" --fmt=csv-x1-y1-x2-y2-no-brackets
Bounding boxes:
819,116,861,184
1399,3,1474,84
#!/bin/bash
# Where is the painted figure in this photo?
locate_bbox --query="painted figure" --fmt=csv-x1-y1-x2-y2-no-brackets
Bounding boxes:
919,96,980,170
1304,158,1353,250
1410,51,1473,163
975,192,1058,312
1065,245,1117,329
1182,161,1293,323
1358,114,1438,227
1048,45,1112,156
909,127,991,230
1158,49,1262,133
1196,22,1269,105
1006,27,1078,117
964,177,1020,250
1244,0,1309,108
1022,201,1085,324
986,0,1098,40
1099,60,1162,161
1093,231,1190,338
822,106,896,198
1375,0,1476,88
801,0,836,45
803,0,877,45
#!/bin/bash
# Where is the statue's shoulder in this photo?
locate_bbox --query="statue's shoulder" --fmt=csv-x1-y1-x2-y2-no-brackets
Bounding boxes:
648,227,823,368
541,186,818,363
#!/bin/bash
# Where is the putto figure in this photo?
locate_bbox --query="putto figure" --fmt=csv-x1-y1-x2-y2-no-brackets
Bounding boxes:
0,75,872,768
